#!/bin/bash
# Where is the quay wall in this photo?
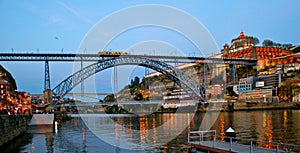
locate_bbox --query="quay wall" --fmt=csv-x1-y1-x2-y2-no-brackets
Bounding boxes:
0,115,32,146
229,101,300,111
59,102,300,114
197,101,300,112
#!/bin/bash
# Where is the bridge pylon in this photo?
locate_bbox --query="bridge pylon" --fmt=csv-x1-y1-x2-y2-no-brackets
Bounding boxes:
229,64,237,84
44,89,53,104
44,60,52,104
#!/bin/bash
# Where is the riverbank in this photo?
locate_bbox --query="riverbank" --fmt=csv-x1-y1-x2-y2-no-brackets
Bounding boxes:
79,101,300,114
224,101,300,112
196,101,300,112
54,101,300,115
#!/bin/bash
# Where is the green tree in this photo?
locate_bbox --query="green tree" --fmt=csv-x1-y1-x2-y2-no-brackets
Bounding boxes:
262,40,274,47
129,76,140,88
253,37,260,46
133,92,143,101
104,94,115,102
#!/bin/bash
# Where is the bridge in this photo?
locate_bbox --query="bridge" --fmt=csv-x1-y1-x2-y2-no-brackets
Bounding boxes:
0,53,256,65
0,52,257,103
31,92,111,97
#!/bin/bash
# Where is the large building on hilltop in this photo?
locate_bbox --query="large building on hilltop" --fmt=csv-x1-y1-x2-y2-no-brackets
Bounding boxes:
222,32,294,69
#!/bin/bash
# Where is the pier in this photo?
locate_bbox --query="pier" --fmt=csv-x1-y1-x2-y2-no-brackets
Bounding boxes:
188,130,300,153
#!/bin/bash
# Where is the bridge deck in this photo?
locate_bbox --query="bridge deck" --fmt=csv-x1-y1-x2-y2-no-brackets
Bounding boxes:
189,141,281,153
0,53,257,65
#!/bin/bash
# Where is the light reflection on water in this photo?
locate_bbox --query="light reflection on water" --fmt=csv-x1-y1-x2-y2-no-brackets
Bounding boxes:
1,110,299,153
78,113,194,151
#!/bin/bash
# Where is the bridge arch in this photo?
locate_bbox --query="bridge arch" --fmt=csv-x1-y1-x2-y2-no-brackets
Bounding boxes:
52,56,205,101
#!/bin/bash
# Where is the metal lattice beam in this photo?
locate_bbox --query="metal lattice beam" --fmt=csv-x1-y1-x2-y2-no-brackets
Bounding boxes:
52,56,205,101
44,60,51,90
0,53,257,65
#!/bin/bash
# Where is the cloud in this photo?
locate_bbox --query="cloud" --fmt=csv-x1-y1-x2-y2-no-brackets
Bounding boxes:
48,15,62,24
57,1,94,25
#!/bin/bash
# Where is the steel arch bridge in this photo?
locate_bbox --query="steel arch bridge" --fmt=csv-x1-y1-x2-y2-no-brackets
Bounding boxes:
52,56,205,101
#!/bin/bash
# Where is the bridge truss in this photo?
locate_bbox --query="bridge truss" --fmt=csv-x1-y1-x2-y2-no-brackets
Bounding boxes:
0,53,257,65
52,56,206,101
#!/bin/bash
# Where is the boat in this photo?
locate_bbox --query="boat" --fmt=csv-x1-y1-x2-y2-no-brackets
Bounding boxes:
162,89,196,111
163,89,190,100
28,113,54,133
28,103,54,133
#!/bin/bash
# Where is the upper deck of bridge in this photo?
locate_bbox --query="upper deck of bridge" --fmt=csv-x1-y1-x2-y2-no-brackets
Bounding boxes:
0,53,257,65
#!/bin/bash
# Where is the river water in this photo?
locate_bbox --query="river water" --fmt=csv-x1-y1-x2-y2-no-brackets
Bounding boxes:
1,109,300,153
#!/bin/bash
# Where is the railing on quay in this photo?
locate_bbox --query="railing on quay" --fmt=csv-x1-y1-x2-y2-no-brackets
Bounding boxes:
230,137,300,153
188,130,300,152
188,130,217,147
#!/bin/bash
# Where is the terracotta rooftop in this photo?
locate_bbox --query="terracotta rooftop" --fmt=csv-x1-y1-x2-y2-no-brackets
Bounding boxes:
231,32,252,42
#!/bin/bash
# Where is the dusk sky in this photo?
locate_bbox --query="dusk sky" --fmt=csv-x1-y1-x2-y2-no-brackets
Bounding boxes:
0,0,299,95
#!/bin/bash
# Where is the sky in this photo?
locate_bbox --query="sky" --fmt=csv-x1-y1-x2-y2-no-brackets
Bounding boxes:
0,0,299,96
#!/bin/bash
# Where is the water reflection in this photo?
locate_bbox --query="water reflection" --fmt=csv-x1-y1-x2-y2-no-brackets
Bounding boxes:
1,110,300,152
219,113,225,141
0,133,33,153
210,110,300,148
262,114,274,148
46,133,54,152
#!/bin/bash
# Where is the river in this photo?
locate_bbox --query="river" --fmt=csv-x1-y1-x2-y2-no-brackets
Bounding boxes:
1,109,300,153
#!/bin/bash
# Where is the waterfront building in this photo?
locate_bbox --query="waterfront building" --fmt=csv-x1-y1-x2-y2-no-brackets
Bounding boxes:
256,73,281,95
237,73,281,102
279,79,300,102
0,65,31,114
237,77,253,94
292,88,300,102
206,84,225,100
0,78,11,105
289,79,300,102
0,65,17,110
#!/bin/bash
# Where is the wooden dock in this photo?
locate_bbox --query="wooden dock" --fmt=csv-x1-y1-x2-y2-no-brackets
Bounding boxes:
188,130,300,153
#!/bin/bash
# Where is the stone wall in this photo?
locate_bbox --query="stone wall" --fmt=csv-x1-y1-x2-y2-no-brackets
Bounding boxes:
0,115,32,146
230,101,300,111
196,101,300,112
